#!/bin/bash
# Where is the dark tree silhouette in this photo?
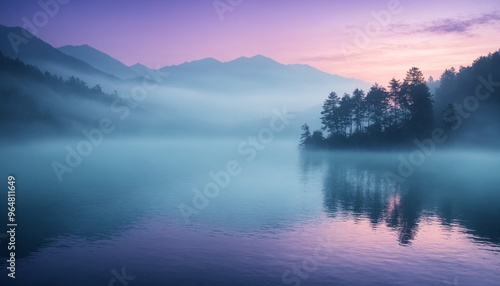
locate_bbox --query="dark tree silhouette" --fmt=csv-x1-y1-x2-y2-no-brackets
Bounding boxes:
321,92,342,135
388,78,402,129
339,93,354,136
299,123,311,148
351,88,366,133
403,67,433,136
365,83,389,134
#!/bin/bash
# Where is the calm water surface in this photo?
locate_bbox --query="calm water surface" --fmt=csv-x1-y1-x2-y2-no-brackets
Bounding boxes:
0,138,499,285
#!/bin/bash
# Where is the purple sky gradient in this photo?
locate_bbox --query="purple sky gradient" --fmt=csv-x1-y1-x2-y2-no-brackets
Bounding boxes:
1,0,499,83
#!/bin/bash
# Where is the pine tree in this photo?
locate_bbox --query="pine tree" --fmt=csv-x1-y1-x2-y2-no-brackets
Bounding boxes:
351,88,366,133
403,67,434,135
365,83,389,133
299,124,311,148
321,92,342,135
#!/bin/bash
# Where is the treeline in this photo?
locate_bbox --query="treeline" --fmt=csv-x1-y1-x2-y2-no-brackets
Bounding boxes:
300,49,500,149
435,50,500,113
433,50,500,147
300,67,433,149
0,51,115,137
0,51,112,101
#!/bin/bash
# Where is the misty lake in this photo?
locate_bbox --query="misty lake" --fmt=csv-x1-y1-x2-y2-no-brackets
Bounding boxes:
0,138,499,285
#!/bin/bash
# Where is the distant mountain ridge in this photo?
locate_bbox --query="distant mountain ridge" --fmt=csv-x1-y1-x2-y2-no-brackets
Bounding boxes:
0,24,373,108
58,44,140,79
158,54,372,102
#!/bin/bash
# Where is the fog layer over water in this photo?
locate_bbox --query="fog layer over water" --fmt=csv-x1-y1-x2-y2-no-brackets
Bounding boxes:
0,137,499,285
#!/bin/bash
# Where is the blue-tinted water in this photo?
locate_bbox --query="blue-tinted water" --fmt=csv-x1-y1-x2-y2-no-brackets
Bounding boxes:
0,138,499,285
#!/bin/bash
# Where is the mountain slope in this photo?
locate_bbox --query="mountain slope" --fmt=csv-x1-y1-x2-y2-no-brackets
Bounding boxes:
0,51,117,138
0,25,119,88
58,44,139,79
129,63,154,77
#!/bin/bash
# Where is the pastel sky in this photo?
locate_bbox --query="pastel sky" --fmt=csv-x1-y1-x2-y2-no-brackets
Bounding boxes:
1,0,499,83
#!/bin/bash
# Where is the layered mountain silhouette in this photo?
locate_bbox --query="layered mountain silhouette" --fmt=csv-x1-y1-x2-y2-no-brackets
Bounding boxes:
1,23,499,145
0,24,377,138
0,25,119,87
0,25,371,102
55,44,372,104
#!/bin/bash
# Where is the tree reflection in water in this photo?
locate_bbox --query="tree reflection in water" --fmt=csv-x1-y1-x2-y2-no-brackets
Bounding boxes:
300,150,500,247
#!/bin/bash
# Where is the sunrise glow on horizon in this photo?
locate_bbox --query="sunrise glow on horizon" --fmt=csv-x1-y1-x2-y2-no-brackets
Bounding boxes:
1,0,499,83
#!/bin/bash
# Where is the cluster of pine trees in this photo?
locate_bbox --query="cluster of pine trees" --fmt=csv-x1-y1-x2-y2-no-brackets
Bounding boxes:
300,67,434,149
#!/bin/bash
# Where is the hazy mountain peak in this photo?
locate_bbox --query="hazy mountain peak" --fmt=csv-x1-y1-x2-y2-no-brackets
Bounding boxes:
230,54,277,64
181,57,221,65
250,54,273,60
130,63,148,68
201,57,221,63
